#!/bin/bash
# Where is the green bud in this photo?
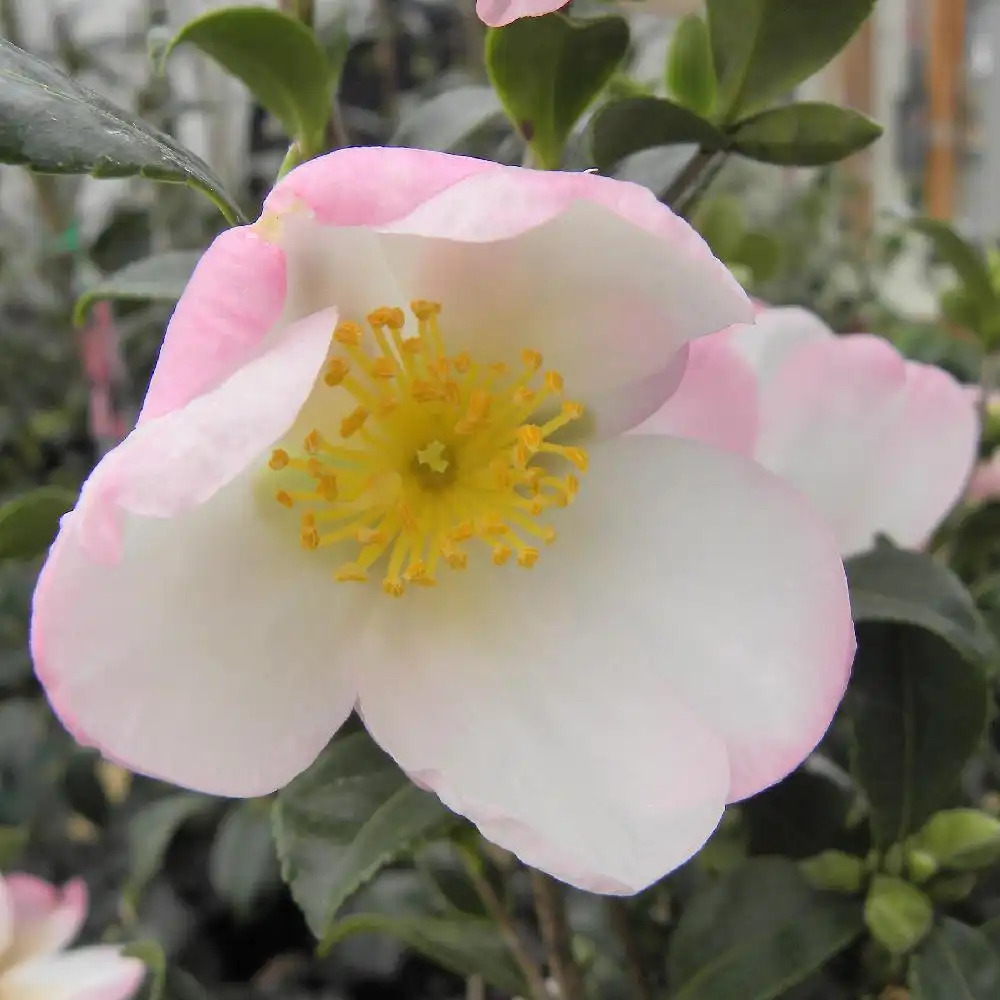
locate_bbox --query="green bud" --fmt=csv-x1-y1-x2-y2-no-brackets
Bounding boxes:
914,809,1000,870
800,851,866,894
905,848,938,884
864,875,933,955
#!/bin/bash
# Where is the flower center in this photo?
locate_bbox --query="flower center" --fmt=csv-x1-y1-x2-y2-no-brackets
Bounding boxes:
268,301,587,597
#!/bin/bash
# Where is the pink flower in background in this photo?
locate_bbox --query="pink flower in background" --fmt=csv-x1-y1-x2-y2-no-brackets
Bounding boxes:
0,874,143,1000
476,0,567,27
647,306,980,557
32,148,853,894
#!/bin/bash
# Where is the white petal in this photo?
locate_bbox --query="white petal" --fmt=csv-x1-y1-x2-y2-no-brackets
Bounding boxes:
0,946,144,1000
356,437,853,891
728,306,834,384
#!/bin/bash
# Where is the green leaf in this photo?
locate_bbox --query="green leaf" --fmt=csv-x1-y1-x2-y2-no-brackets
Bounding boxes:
668,858,863,1000
800,851,866,895
591,96,727,173
864,875,932,954
209,800,280,920
74,251,201,325
848,624,991,849
127,794,217,904
0,826,27,868
730,103,882,166
325,914,527,995
486,13,629,169
122,940,165,1000
390,86,504,153
160,6,333,158
0,38,244,224
912,218,998,329
691,194,746,262
910,919,1000,999
0,487,76,563
273,731,454,941
707,0,875,120
912,810,1000,871
846,545,999,669
666,14,717,118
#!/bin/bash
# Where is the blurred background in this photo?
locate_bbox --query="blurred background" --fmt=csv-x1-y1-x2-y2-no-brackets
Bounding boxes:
0,1,996,998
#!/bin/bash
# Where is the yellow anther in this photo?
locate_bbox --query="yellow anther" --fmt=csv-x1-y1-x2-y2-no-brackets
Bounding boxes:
562,401,584,419
356,527,386,545
403,561,436,586
335,321,363,346
540,526,557,544
411,299,442,320
566,475,580,498
513,387,535,406
517,548,540,568
371,357,397,379
316,476,338,501
492,544,512,566
269,449,290,470
480,514,509,537
412,380,445,402
340,406,369,438
335,564,367,583
275,490,294,508
521,349,543,371
453,352,472,373
516,426,543,453
444,548,468,570
488,362,508,377
450,522,475,542
545,371,565,392
563,447,588,472
368,307,405,330
304,430,323,454
376,395,398,416
325,358,350,386
382,578,405,597
301,527,320,550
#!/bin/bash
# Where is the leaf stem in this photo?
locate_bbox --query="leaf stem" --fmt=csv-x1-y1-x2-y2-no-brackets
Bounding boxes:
661,147,716,209
608,900,652,1000
530,869,586,1000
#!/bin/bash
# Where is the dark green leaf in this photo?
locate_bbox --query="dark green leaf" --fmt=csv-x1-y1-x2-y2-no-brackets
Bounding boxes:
912,218,998,323
122,940,165,1000
390,86,504,152
980,915,1000,953
0,487,76,563
846,545,998,669
325,914,527,995
668,858,863,1000
591,96,726,173
864,875,932,954
0,38,244,224
74,250,200,325
486,13,629,169
160,6,333,158
666,14,717,118
209,800,280,920
732,229,782,283
273,731,453,941
708,0,875,120
127,794,217,903
730,103,882,166
848,624,991,848
0,826,26,867
692,194,746,262
910,919,1000,1000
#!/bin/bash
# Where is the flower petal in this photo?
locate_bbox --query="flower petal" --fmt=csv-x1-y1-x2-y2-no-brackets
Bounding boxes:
476,0,566,26
70,307,336,564
630,333,758,454
0,878,12,958
0,946,144,1000
357,436,853,891
727,306,834,385
967,453,1000,505
756,334,979,556
1,876,86,964
32,457,367,796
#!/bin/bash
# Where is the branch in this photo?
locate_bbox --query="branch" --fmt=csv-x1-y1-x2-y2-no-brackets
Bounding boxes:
608,900,652,1000
530,870,585,1000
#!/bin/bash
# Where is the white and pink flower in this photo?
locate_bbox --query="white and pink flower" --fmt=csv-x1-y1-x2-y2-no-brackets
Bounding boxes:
0,874,143,1000
644,306,980,556
31,148,854,894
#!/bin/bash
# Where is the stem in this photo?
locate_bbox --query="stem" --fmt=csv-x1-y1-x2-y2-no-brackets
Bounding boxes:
661,148,715,209
460,851,550,1000
675,152,729,221
608,901,651,1000
530,870,585,1000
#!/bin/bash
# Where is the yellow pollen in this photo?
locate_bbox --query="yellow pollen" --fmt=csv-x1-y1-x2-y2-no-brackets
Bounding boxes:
267,302,588,595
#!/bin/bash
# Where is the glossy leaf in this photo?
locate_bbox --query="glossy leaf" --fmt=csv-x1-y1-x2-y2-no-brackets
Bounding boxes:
846,545,998,669
848,624,991,849
666,14,717,118
591,96,726,173
864,875,932,954
707,0,875,120
486,13,629,169
160,6,333,158
0,488,76,563
913,810,1000,871
0,38,244,224
730,103,882,166
273,731,453,941
669,858,863,1000
390,86,504,152
122,941,165,1000
910,919,1000,1000
74,251,200,325
325,914,527,995
209,800,280,920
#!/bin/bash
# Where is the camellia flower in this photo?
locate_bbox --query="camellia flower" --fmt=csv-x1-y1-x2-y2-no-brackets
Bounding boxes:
643,306,980,557
0,873,144,1000
32,148,854,894
476,0,568,27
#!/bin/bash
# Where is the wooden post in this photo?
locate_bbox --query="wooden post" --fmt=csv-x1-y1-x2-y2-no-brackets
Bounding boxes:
924,0,966,218
841,15,875,230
